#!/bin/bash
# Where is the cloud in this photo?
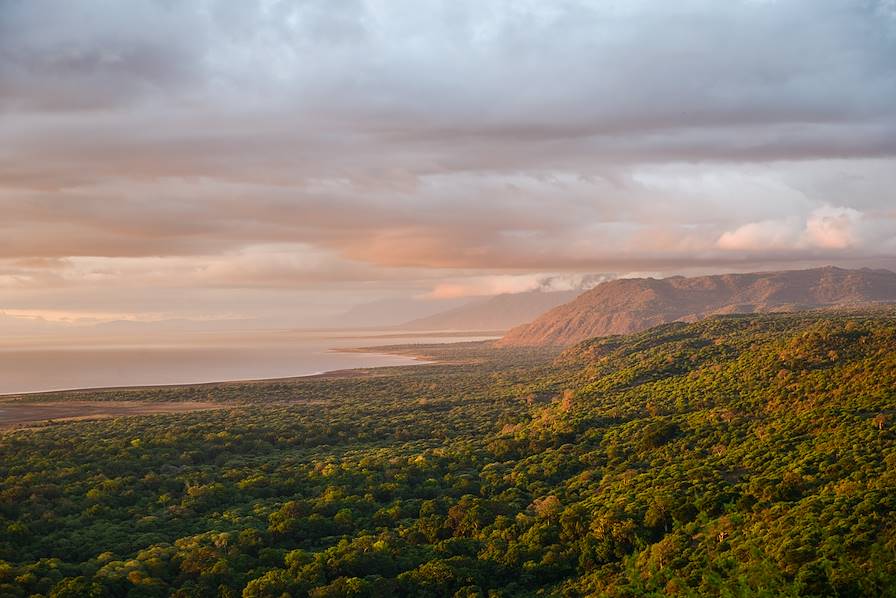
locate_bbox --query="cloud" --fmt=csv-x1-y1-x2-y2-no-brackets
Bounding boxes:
0,0,208,111
425,276,545,299
534,273,615,292
1,0,895,322
4,1,896,187
804,206,863,249
717,205,868,252
425,273,621,299
718,219,804,251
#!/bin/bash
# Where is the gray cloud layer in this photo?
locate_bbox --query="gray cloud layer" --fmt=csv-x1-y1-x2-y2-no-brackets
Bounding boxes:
1,0,895,321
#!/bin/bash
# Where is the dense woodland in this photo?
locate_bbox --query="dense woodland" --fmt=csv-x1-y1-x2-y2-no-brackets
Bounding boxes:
1,311,895,597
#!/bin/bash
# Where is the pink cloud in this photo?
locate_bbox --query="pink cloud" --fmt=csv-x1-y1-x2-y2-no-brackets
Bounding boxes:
426,275,547,299
717,219,802,251
804,206,862,249
717,206,865,252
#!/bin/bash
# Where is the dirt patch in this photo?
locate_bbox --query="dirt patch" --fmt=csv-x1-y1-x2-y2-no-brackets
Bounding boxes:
0,400,227,432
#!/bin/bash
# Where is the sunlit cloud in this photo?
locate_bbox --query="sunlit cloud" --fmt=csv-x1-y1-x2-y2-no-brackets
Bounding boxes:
717,205,872,252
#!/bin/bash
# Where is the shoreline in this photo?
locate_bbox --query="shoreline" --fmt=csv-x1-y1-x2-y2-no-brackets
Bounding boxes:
0,344,466,430
0,331,499,399
0,345,457,401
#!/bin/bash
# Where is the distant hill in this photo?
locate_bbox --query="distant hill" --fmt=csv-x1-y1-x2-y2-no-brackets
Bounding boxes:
498,266,896,346
398,289,582,331
325,297,472,329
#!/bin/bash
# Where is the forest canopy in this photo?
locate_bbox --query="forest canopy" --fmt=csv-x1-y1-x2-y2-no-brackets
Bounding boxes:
1,310,895,597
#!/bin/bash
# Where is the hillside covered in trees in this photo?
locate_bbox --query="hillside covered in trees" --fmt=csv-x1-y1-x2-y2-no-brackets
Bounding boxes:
1,310,895,596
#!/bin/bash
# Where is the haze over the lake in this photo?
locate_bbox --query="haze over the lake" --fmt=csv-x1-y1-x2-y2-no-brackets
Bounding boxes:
0,331,497,395
2,0,896,337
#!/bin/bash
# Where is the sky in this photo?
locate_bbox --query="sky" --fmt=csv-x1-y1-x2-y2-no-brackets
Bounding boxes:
2,0,896,330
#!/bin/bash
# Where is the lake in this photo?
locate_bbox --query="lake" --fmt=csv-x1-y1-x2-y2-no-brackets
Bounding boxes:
0,330,498,395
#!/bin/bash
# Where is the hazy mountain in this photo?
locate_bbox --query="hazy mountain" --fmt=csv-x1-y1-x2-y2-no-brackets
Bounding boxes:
324,297,473,329
498,266,896,346
398,289,582,331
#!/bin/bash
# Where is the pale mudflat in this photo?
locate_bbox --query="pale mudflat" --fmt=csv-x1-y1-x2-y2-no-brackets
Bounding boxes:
0,401,226,431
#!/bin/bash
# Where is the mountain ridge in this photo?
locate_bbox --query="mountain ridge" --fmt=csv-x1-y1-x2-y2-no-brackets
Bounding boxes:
498,266,896,346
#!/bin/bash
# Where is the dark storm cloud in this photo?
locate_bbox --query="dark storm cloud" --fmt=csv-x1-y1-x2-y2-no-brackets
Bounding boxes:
0,0,208,111
4,0,895,170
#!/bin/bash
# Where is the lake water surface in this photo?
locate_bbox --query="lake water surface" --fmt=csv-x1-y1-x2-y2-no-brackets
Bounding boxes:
0,330,497,395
